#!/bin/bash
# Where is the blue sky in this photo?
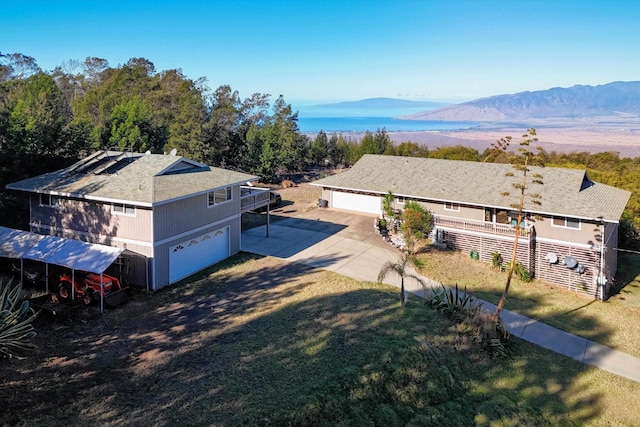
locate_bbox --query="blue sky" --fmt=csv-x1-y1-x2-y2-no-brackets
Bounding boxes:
2,0,639,104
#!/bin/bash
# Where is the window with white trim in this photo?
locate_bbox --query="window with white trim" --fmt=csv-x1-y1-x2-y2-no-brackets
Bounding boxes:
112,203,136,216
208,187,232,207
39,194,59,207
552,216,580,230
444,202,460,212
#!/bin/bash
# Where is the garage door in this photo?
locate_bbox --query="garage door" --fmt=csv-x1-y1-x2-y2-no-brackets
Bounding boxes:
169,227,230,283
331,191,381,215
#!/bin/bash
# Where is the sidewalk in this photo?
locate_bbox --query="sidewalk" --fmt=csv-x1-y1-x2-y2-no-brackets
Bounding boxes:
242,216,640,383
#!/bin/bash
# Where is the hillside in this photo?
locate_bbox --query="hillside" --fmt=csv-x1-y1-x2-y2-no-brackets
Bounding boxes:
403,81,640,121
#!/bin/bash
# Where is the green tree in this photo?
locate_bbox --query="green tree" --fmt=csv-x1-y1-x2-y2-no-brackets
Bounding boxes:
360,128,393,156
429,145,481,161
108,96,160,152
395,141,429,158
3,72,71,156
494,129,543,318
309,130,328,166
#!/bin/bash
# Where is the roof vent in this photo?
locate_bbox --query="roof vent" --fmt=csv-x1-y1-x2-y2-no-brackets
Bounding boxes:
545,252,558,264
576,264,585,274
564,256,578,269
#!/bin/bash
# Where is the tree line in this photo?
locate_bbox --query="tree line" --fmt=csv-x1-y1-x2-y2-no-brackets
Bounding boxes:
1,52,638,245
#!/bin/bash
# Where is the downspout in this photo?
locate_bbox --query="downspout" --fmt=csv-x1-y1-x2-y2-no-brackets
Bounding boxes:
150,176,156,291
599,222,605,301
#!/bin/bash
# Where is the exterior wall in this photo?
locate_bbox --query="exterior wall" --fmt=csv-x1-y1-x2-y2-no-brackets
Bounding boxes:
154,186,240,241
153,216,240,289
532,216,601,247
29,194,153,245
535,241,599,297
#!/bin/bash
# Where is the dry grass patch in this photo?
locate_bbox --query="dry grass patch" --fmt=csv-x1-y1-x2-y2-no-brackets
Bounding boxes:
1,253,640,426
416,249,640,357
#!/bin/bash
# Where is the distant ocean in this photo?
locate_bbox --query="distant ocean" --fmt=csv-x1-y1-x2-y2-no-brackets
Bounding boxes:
293,105,478,133
297,116,478,133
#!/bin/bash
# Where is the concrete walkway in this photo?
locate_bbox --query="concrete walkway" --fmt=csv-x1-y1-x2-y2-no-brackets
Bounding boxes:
241,210,640,383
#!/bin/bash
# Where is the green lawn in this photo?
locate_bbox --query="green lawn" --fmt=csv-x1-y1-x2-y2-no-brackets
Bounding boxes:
416,249,640,358
2,253,639,426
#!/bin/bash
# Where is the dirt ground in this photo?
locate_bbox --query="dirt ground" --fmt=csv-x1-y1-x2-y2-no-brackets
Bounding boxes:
387,125,640,158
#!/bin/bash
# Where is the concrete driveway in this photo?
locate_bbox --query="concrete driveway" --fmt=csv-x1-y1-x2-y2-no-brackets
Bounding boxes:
241,209,428,288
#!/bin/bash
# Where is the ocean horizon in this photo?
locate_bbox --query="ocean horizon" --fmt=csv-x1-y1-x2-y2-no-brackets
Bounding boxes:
296,116,478,133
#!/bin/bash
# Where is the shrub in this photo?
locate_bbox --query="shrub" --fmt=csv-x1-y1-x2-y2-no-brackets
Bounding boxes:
0,278,38,359
507,261,532,282
491,251,504,271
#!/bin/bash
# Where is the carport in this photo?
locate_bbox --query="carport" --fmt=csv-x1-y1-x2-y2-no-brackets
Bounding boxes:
0,226,123,312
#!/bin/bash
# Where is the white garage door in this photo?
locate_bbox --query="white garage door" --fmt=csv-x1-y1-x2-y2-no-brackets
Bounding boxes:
169,227,230,283
331,191,381,215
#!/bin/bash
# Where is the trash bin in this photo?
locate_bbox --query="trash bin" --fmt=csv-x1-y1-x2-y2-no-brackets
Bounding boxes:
318,199,328,208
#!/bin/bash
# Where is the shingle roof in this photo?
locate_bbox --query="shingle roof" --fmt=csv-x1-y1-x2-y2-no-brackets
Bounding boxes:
312,154,631,222
7,151,259,206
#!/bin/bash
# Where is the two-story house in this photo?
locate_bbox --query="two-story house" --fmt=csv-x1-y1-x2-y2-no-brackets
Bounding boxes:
312,154,632,299
7,150,270,290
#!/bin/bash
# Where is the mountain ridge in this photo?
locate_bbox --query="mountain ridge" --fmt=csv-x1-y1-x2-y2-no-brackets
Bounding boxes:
402,81,640,121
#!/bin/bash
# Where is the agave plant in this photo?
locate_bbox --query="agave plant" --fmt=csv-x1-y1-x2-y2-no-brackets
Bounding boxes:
0,278,39,359
427,283,473,316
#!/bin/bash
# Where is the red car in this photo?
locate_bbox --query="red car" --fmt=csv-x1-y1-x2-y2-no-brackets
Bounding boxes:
57,272,122,305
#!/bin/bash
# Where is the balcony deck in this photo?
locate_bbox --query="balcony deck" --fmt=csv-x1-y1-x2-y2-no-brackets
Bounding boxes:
434,215,532,239
240,186,270,213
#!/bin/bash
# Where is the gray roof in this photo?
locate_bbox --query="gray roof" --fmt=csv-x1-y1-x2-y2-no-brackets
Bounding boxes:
312,154,631,222
7,151,259,206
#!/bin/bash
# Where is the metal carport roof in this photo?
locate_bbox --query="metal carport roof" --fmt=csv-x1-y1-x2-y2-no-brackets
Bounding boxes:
0,226,123,274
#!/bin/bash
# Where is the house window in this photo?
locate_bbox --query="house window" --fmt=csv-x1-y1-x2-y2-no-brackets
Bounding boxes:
552,216,580,230
112,203,136,216
39,194,59,207
444,202,460,212
396,196,406,205
208,187,232,207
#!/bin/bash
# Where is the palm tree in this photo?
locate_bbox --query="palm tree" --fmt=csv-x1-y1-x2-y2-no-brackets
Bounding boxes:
378,252,427,307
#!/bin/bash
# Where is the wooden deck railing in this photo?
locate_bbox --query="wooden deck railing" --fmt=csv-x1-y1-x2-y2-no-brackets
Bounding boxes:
434,215,532,239
240,186,270,212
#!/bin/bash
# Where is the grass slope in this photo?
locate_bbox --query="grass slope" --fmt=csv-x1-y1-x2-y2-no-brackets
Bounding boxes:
2,254,639,426
416,250,640,358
